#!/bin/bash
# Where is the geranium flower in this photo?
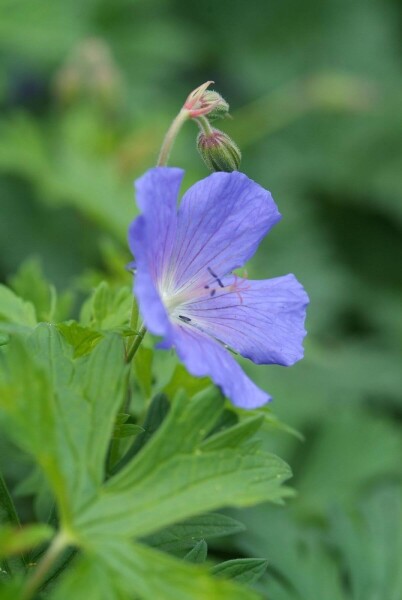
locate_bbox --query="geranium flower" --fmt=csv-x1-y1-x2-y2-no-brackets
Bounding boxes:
129,167,308,409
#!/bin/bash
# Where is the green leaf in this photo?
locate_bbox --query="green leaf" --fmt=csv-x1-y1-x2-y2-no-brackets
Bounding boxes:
211,558,268,585
92,281,110,326
112,394,170,473
201,415,264,451
8,258,63,322
0,579,24,599
0,524,54,559
75,388,292,540
134,346,153,399
163,363,210,399
0,326,127,525
80,282,132,330
184,540,207,563
145,513,246,552
330,485,402,600
112,423,144,440
0,285,36,328
57,322,103,358
52,540,261,600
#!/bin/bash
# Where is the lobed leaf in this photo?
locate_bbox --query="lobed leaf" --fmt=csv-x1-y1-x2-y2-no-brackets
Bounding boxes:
211,558,268,585
0,285,36,328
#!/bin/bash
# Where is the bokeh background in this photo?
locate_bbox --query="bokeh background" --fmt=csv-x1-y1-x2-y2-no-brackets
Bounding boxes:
1,0,402,597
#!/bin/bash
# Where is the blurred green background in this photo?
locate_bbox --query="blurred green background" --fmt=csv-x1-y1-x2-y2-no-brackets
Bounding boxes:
1,0,401,597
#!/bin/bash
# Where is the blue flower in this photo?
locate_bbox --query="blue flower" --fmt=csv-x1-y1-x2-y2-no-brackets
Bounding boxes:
128,167,309,409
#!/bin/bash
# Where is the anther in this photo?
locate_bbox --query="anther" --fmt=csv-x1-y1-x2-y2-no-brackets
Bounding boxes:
178,315,191,323
207,266,224,288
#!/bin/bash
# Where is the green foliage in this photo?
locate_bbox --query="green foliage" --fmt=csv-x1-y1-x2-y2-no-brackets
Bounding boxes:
0,524,54,559
0,287,290,598
0,285,36,328
184,540,207,563
144,513,245,552
211,558,268,585
1,0,402,595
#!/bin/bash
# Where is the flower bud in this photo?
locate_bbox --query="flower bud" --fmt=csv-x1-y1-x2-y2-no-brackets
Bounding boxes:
184,81,228,119
197,128,241,172
199,91,229,121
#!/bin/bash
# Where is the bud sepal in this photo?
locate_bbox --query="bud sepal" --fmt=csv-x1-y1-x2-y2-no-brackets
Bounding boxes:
184,81,229,119
197,128,241,172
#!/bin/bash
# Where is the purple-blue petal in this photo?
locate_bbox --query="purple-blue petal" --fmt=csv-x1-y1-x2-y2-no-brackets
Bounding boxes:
181,274,309,366
129,167,184,286
171,171,281,291
168,324,271,408
129,216,172,336
128,167,183,337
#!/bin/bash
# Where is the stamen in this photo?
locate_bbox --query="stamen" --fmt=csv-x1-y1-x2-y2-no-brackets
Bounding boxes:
207,266,224,288
178,315,192,323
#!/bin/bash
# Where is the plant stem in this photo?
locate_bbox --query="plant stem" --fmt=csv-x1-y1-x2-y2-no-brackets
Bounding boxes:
196,115,214,136
21,532,69,600
157,108,189,166
0,471,26,572
0,472,20,528
126,105,190,362
125,323,147,363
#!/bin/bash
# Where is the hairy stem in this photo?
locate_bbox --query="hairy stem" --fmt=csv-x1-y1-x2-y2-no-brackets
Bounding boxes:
21,532,70,600
196,115,214,136
125,323,147,363
157,108,189,166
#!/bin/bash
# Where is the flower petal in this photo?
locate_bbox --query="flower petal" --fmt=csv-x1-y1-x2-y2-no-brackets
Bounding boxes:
128,217,170,336
169,324,271,408
128,167,184,336
129,166,184,285
170,171,281,293
181,274,309,366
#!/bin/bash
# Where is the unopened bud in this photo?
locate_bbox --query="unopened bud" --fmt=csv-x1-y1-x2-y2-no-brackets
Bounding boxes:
201,91,229,120
197,128,241,172
184,81,228,119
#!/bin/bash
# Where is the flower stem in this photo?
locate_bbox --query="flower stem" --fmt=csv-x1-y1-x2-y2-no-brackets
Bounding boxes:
126,107,189,363
21,532,70,600
125,323,147,363
157,108,189,166
196,115,214,136
126,107,189,362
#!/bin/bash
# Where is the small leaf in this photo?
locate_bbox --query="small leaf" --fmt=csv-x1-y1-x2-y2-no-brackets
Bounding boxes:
112,424,144,440
163,363,210,399
0,524,54,558
52,540,260,600
184,540,208,563
92,281,110,327
201,415,264,451
145,513,246,552
112,394,170,472
8,258,61,322
134,346,153,399
211,558,268,584
80,282,132,330
0,285,36,327
57,322,103,358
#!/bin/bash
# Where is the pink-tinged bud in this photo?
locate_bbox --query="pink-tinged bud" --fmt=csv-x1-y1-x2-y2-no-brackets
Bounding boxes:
197,128,241,172
184,81,228,119
201,90,229,121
